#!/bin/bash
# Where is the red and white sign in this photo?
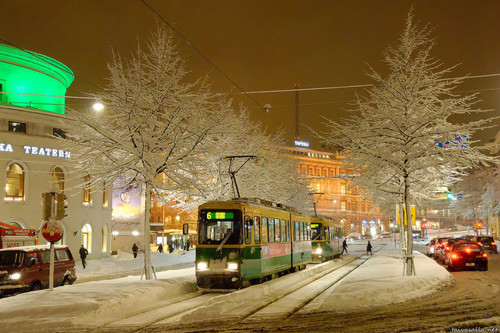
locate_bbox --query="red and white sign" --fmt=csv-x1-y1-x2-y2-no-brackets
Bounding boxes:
41,221,63,242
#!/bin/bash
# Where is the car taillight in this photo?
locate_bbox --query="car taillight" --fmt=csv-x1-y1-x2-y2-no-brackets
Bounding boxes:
492,242,496,246
451,253,458,259
482,253,487,258
477,242,482,245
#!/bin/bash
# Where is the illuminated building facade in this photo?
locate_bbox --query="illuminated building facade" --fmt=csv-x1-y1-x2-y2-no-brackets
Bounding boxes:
0,43,112,258
287,142,388,237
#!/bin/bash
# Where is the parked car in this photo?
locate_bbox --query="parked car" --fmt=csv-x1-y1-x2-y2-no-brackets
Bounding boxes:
472,236,497,254
445,242,488,271
0,245,77,295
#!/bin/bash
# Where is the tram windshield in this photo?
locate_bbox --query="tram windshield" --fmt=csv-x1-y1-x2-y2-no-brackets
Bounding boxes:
311,223,323,240
198,209,242,245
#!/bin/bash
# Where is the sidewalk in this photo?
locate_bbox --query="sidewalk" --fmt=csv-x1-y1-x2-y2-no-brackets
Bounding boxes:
0,241,452,332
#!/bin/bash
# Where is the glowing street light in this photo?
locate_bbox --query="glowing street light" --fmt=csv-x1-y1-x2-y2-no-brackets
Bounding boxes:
93,102,104,111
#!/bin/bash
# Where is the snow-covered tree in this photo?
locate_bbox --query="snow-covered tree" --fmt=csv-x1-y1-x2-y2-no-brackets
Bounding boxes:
317,13,497,275
61,26,246,279
482,165,500,219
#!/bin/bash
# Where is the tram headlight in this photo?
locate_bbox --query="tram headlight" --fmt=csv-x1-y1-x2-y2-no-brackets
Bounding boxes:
10,273,21,280
315,248,323,255
227,262,238,270
197,262,208,271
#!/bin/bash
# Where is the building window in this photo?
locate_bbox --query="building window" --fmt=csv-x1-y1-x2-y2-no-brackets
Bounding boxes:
102,181,108,207
53,128,66,139
316,183,321,192
101,225,108,253
83,175,92,206
5,163,24,201
51,167,65,193
341,201,346,211
82,224,92,253
340,185,346,195
330,169,336,177
8,121,26,133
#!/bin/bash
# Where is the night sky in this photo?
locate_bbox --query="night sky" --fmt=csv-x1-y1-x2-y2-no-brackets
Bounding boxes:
1,0,499,147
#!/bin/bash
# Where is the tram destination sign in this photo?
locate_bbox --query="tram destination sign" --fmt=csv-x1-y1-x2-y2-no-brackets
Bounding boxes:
206,212,234,220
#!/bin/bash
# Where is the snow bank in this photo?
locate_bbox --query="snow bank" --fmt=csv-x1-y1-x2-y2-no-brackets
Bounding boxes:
0,268,197,333
302,247,453,314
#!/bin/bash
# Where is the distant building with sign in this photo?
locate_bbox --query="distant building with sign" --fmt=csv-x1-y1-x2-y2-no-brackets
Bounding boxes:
0,43,112,258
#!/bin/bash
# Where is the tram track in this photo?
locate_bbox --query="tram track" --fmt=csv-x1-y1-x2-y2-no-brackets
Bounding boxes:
139,248,382,333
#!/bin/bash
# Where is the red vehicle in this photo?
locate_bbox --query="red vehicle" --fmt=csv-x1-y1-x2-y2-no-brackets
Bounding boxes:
0,222,37,249
0,245,77,295
446,242,488,271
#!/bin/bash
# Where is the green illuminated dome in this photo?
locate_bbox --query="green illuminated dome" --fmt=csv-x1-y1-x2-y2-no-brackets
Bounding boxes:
0,43,74,114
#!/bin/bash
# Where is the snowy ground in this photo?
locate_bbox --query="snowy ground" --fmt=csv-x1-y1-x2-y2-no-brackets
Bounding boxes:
0,239,457,333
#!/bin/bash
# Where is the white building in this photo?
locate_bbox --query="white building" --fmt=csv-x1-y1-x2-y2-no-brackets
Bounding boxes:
0,43,112,259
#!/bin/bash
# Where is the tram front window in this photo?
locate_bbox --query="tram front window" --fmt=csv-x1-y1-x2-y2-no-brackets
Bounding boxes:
198,210,242,245
311,223,322,240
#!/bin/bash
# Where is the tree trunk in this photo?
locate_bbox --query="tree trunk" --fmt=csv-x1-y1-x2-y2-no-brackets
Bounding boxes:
144,182,152,280
404,175,415,276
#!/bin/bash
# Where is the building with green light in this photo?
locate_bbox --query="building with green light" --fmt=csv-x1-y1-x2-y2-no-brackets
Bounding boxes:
0,44,112,264
0,43,74,114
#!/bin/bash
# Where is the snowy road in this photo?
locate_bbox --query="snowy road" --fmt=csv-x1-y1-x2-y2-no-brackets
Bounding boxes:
96,241,498,333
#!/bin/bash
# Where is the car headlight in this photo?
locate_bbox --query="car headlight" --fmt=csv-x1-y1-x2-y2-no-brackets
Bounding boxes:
227,262,238,270
10,273,21,280
315,248,323,255
197,262,208,271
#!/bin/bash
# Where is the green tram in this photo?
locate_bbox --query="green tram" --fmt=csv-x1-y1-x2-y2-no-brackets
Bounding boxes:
310,216,343,263
196,198,313,290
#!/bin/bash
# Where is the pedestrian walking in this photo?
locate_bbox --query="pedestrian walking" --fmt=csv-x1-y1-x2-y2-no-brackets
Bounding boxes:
366,241,373,255
132,243,139,258
158,243,163,253
168,242,174,253
186,239,190,251
79,245,88,269
341,239,348,255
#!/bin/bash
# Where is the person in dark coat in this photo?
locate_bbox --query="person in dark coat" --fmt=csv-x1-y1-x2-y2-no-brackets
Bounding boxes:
366,241,373,255
186,239,190,251
168,242,174,253
79,245,88,269
341,239,348,255
158,243,163,253
132,243,139,258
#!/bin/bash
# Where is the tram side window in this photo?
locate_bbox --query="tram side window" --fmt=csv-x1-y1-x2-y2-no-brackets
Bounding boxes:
244,215,252,245
303,223,309,240
254,216,261,244
268,219,275,243
262,217,268,244
285,220,290,242
274,218,281,242
299,222,304,241
280,220,286,242
294,222,299,241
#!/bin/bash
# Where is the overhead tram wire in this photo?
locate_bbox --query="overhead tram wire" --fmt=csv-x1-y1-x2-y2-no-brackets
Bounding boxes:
139,0,264,111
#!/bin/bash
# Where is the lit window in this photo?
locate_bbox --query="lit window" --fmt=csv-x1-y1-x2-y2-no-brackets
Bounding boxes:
340,185,346,195
5,163,24,201
81,224,92,253
83,175,92,206
316,183,321,192
51,167,65,193
341,202,346,211
102,181,108,207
